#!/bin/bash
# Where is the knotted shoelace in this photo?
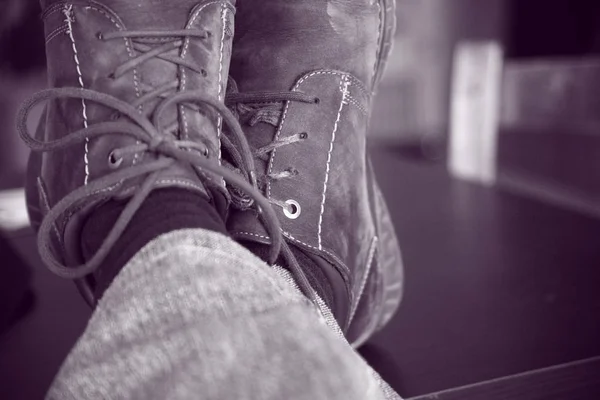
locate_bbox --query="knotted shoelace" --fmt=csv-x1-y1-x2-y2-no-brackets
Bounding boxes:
16,28,322,311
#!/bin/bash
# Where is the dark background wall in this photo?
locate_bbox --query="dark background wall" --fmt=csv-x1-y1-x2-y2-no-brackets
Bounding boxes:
508,0,600,58
4,1,600,73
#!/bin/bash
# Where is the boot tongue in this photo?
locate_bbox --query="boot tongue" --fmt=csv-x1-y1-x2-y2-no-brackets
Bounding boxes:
100,0,200,30
225,78,281,189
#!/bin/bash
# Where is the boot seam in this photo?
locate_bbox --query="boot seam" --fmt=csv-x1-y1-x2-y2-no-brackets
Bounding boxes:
181,1,219,141
347,235,378,326
63,3,91,186
372,0,383,88
317,74,350,250
233,231,271,241
266,70,369,202
281,231,348,277
86,4,143,167
345,94,369,115
45,24,68,44
43,3,66,20
216,2,228,163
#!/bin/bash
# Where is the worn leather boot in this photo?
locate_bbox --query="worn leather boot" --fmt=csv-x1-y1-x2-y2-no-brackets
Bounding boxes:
225,0,404,346
17,0,287,305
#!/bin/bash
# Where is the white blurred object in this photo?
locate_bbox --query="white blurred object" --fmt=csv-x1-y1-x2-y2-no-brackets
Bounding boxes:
448,41,503,185
0,188,30,231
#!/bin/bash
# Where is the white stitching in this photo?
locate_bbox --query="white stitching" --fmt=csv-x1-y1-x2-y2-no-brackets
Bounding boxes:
269,71,340,198
295,70,368,96
63,4,90,186
234,231,271,241
46,22,68,38
345,94,368,115
181,1,219,140
85,5,142,166
347,236,378,325
267,70,367,199
317,75,349,250
348,76,369,98
155,178,207,192
281,230,347,274
372,0,382,88
45,24,68,44
89,181,121,196
43,3,65,20
216,3,227,163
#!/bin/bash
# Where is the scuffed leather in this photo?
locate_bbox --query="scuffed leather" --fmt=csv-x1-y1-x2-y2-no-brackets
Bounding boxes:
31,0,235,262
230,0,379,93
272,70,377,330
345,159,386,345
270,70,374,283
226,0,397,335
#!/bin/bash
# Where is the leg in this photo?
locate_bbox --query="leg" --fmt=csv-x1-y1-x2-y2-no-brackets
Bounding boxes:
48,227,398,399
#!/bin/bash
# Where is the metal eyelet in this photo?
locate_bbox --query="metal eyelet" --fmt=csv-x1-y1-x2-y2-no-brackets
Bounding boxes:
313,97,321,104
299,132,308,140
108,151,123,169
283,199,301,220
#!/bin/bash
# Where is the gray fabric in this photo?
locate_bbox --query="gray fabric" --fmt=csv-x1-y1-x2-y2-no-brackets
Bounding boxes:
47,229,402,400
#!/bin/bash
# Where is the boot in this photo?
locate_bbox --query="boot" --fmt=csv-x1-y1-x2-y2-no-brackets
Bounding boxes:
224,0,404,346
18,0,282,305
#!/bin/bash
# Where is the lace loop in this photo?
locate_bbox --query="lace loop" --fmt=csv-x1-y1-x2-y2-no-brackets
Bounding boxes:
19,28,322,313
17,87,284,280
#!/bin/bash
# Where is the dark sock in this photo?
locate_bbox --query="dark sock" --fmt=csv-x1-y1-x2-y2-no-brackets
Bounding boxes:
244,242,335,317
81,189,227,300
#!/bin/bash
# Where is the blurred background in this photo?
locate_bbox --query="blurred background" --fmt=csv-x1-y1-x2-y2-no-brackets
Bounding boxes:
1,0,600,399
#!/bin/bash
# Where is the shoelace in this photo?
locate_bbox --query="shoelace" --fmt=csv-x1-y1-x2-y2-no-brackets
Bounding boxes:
223,89,333,316
224,90,319,213
16,29,322,314
100,29,215,136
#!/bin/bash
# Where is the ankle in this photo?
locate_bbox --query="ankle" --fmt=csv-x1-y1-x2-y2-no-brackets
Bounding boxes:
81,189,227,299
